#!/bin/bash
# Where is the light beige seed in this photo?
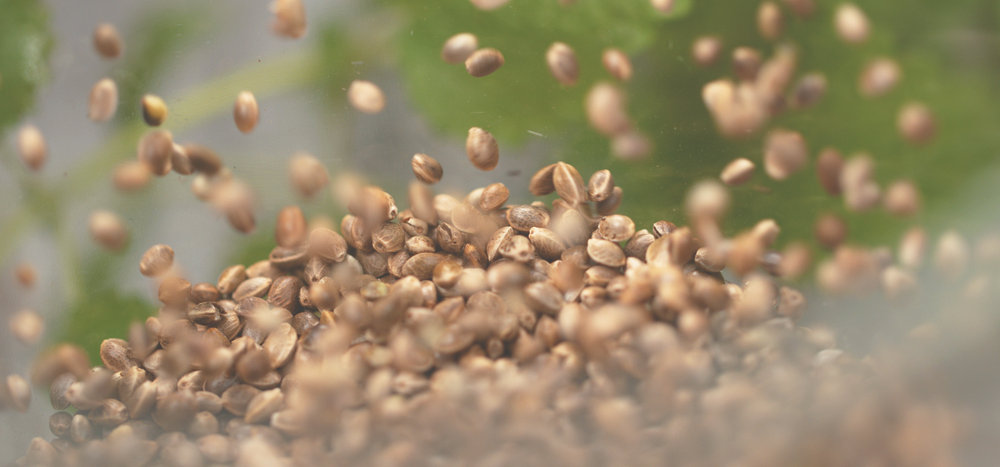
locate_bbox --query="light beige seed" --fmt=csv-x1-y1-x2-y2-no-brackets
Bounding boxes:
139,244,174,277
88,78,119,122
602,48,632,81
263,323,296,369
441,33,478,64
466,127,500,171
288,152,329,198
651,0,676,13
479,183,510,211
587,239,626,267
935,230,969,279
859,58,901,98
470,0,510,10
585,82,630,136
89,210,128,251
546,42,579,86
763,129,808,180
692,36,723,67
16,124,46,171
93,23,123,59
465,48,505,77
553,162,587,205
883,180,921,216
778,241,812,279
100,338,138,372
732,47,762,81
791,72,827,108
141,94,168,127
410,153,444,185
275,206,307,248
14,263,36,288
217,265,247,296
720,158,755,186
610,130,651,161
881,266,916,300
685,180,730,220
897,102,936,144
7,374,30,412
70,414,92,443
835,3,870,44
347,80,386,114
137,129,173,176
271,0,307,39
899,227,927,269
816,147,844,196
233,91,259,133
245,388,284,424
9,309,43,345
598,215,636,243
757,2,784,40
113,160,152,192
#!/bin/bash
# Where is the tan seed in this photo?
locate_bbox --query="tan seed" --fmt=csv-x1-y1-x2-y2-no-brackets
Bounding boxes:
88,210,128,251
529,163,558,196
288,152,329,198
732,47,762,81
602,48,632,81
93,23,123,59
840,154,880,211
835,3,870,44
651,0,676,13
596,186,624,216
859,58,901,98
6,374,30,412
587,169,615,202
757,2,784,40
185,143,223,175
883,180,921,216
347,80,386,114
433,259,463,289
9,309,43,345
372,223,406,254
275,206,307,248
720,158,755,186
271,0,307,38
685,180,730,221
441,33,478,64
476,182,509,211
507,205,550,232
465,48,505,77
263,323,296,369
899,227,927,269
139,244,174,277
88,78,119,122
308,227,347,262
348,186,398,226
158,276,191,306
169,143,193,175
816,147,844,196
585,82,630,136
217,265,248,296
466,127,500,171
112,160,152,192
411,153,443,184
14,263,36,288
141,94,168,127
587,239,626,267
692,36,723,67
553,162,587,205
529,227,567,261
763,129,808,180
611,130,652,161
137,129,173,176
233,91,259,133
897,102,936,144
814,213,848,249
100,338,138,372
245,389,284,424
598,215,635,243
546,42,579,86
16,124,46,171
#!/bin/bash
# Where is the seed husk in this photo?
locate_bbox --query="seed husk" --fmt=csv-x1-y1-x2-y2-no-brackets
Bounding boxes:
347,80,386,114
585,82,630,136
859,58,901,98
465,48,505,77
816,147,844,196
553,162,587,205
185,143,223,176
288,152,329,198
271,0,307,38
275,206,308,248
835,3,870,44
88,78,119,122
140,94,168,127
441,33,478,64
411,153,443,184
546,42,579,86
763,129,808,180
720,158,755,186
16,124,46,171
233,91,260,133
897,102,936,144
139,244,174,277
466,127,500,171
137,129,174,176
602,48,632,82
692,36,722,67
93,23,123,59
757,2,784,40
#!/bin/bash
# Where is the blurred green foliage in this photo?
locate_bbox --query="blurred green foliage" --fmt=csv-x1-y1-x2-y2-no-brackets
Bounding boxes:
0,0,52,134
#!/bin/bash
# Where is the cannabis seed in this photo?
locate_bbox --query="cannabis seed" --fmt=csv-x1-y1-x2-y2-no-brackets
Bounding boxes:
859,58,901,98
466,127,500,171
89,210,128,251
93,23,123,59
763,129,808,180
441,33,478,64
275,206,307,248
411,153,443,184
546,42,579,86
757,2,784,40
897,102,936,144
602,48,632,82
835,3,870,44
465,48,505,77
347,80,386,114
139,244,174,277
14,263,36,288
233,91,260,133
585,82,630,136
883,180,921,216
720,158,755,186
141,94,168,127
598,215,635,243
692,36,723,67
553,162,587,206
271,0,307,39
288,152,329,198
732,47,762,81
16,124,46,171
816,147,844,196
88,78,119,122
137,129,174,176
10,309,43,345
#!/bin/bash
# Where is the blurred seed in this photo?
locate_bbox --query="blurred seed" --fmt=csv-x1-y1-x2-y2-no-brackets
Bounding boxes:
529,227,567,261
883,180,921,216
650,0,676,13
835,3,870,44
732,47,761,81
499,235,535,262
233,91,259,133
217,265,247,296
816,147,844,196
6,374,30,412
70,414,93,443
720,158,755,186
466,127,500,171
93,23,123,59
49,412,72,438
553,162,587,205
840,154,880,211
602,48,632,81
763,129,808,180
245,388,284,424
935,230,969,279
507,205,550,232
90,399,129,428
441,33,478,64
814,213,847,249
16,124,46,171
897,102,936,144
185,143,223,176
308,227,348,262
14,263,35,289
465,48,505,77
791,73,827,108
859,58,901,98
598,215,636,243
169,143,193,175
271,0,307,38
611,130,652,161
685,180,730,221
347,80,386,114
778,241,812,279
470,0,510,10
88,78,119,122
9,309,43,346
433,259,463,289
275,206,307,248
140,94,168,127
157,276,191,306
588,239,626,267
899,227,927,269
757,2,784,40
411,153,443,184
112,160,152,192
596,186,624,216
546,42,579,85
139,244,174,277
476,182,509,211
137,129,173,176
287,152,329,198
234,277,272,301
585,82,630,136
263,323,296,369
692,36,723,67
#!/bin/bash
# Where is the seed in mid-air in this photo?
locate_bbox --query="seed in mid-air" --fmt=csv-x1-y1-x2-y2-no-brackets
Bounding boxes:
411,153,443,184
546,42,579,86
757,2,784,40
835,3,870,44
16,125,46,171
692,36,723,67
441,33,478,64
89,210,128,251
140,94,168,127
347,80,386,114
897,102,936,144
602,48,632,82
466,127,500,171
88,78,119,122
233,91,260,134
271,0,307,39
465,48,505,77
93,23,123,59
720,158,756,186
288,152,329,198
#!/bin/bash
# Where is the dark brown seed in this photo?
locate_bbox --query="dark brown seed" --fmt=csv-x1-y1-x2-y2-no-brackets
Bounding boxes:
546,42,579,85
441,33,478,64
141,94,168,127
435,222,466,254
137,129,173,176
275,206,307,248
49,373,75,410
466,127,500,171
602,48,632,81
816,147,844,196
139,244,174,277
596,186,624,216
233,91,259,133
411,153,443,184
465,48,505,77
93,23,123,59
88,78,119,122
588,169,614,202
480,183,510,211
373,223,406,254
507,205,550,232
185,144,223,175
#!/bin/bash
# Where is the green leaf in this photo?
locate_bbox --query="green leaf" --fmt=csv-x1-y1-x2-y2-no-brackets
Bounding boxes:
0,0,52,133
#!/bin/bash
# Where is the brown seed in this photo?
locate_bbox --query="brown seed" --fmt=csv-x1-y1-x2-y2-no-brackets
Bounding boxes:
757,2,784,40
778,241,812,279
217,265,247,296
169,143,193,175
840,154,880,211
187,302,221,326
263,323,296,369
792,72,827,108
402,253,446,280
685,180,730,221
93,23,123,59
529,163,558,196
233,276,273,301
692,36,723,67
9,309,43,345
88,210,128,251
897,102,936,144
100,338,138,372
268,276,302,311
271,0,307,38
112,160,152,192
499,235,535,262
141,94,168,127
139,244,174,277
49,412,72,438
588,239,626,267
732,47,762,81
88,78,119,122
90,399,129,428
883,180,921,216
185,143,223,176
466,127,500,171
553,162,587,205
433,259,463,289
435,222,467,254
479,183,510,211
587,169,615,202
816,147,844,196
287,152,329,198
763,129,808,180
347,80,386,114
507,205,550,232
546,42,579,86
720,158,755,186
137,129,173,176
233,91,260,133
596,186,624,216
14,263,35,288
899,227,927,269
349,186,398,226
245,388,284,424
585,82,630,136
441,33,478,64
465,48,505,77
814,213,848,249
411,153,443,184
275,206,307,248
308,227,348,262
598,215,635,243
859,58,901,98
16,124,46,171
69,414,92,443
602,48,632,82
835,3,870,44
158,276,191,306
529,227,567,261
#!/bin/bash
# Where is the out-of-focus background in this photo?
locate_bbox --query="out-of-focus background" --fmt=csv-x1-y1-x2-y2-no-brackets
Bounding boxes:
1,0,999,461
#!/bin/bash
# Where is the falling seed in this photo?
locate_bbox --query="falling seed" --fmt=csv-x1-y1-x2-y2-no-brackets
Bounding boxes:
347,80,386,114
441,33,478,64
585,82,630,136
783,0,816,18
588,169,615,202
113,160,152,192
934,230,969,279
692,36,723,67
479,183,510,211
835,3,870,44
897,102,936,144
140,94,168,127
898,227,927,269
883,180,921,216
14,263,36,288
815,147,844,196
685,180,730,221
840,154,880,211
763,129,808,180
411,153,443,184
465,127,499,171
859,58,901,98
470,0,510,10
757,2,784,40
137,129,174,176
170,144,193,175
814,213,847,249
720,158,755,186
139,244,174,277
10,310,44,345
288,152,329,198
93,23,123,59
546,42,579,86
89,210,128,251
6,375,30,412
271,0,307,39
611,131,652,161
233,91,260,133
732,47,762,81
650,0,676,14
16,124,46,171
791,72,827,108
602,48,632,82
275,205,308,248
88,78,119,122
465,48,505,77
